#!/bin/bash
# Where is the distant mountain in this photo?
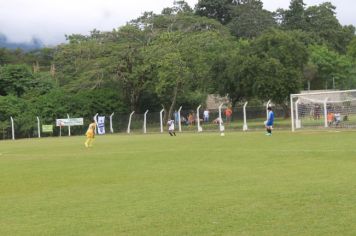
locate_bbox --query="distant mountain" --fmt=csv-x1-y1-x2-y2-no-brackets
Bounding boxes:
0,33,44,51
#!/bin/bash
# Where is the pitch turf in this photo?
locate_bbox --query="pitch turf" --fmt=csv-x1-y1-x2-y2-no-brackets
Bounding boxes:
1,131,356,235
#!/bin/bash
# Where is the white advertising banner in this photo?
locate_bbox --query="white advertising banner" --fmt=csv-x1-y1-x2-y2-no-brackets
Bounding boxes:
56,118,84,127
97,116,105,135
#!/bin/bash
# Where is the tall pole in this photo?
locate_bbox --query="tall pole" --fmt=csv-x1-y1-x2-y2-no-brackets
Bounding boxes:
10,116,15,140
178,106,182,132
295,100,300,129
94,113,99,134
37,116,41,138
196,105,202,132
127,111,135,134
243,102,248,131
110,112,114,133
143,110,149,134
59,121,62,137
218,103,224,133
67,114,71,137
290,95,295,132
159,109,164,133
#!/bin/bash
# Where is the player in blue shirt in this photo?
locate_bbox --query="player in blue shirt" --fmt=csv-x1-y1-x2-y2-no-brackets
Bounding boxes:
265,106,274,136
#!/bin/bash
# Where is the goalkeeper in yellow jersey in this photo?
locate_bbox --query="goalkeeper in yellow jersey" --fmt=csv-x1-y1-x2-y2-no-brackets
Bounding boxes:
85,119,97,148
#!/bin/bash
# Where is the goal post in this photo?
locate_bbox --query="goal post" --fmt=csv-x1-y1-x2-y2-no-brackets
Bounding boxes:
291,90,356,131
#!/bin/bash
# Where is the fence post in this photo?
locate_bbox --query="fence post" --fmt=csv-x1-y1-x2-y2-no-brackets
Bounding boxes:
94,113,99,134
110,112,114,133
178,106,182,132
143,110,149,134
127,111,135,134
197,105,202,132
160,109,164,133
10,116,15,140
37,116,41,138
266,100,271,119
67,114,71,137
324,98,328,128
59,121,62,137
243,102,248,131
218,103,224,133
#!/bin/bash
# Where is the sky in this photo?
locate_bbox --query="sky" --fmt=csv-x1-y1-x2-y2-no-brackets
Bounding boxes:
0,0,355,45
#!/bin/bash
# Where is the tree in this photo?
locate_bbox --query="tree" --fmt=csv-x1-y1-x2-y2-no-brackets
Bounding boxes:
252,29,308,107
0,95,35,138
145,32,192,120
278,1,355,53
195,0,237,24
303,62,318,90
347,36,356,60
308,44,356,89
227,0,276,38
211,40,250,104
162,0,193,15
279,0,307,30
0,64,33,96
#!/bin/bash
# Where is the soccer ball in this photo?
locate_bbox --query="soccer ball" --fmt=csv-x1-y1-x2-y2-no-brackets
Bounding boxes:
220,133,225,136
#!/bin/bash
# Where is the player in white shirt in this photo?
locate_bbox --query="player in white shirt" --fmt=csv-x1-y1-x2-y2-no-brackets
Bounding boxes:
167,119,176,136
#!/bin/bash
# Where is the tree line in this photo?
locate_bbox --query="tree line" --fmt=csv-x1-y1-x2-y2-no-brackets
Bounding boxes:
1,0,356,136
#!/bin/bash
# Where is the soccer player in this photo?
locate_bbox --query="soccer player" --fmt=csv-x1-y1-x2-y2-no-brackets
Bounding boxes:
167,119,176,136
85,119,97,147
265,106,274,136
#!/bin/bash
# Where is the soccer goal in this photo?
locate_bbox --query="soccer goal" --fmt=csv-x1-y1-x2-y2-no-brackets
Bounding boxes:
290,90,356,131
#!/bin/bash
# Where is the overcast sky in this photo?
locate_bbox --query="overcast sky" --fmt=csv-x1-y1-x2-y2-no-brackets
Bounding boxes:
0,0,355,45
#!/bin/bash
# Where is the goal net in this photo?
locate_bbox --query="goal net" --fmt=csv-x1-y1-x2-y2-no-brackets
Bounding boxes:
290,90,356,131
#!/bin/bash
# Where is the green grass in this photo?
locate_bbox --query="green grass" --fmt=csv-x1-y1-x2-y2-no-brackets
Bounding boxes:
1,131,356,235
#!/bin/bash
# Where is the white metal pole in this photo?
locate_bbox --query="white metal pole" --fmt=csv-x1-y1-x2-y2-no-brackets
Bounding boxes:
295,99,299,122
295,99,301,129
10,116,15,140
127,111,135,134
94,113,99,134
197,105,202,132
243,102,248,131
59,120,62,137
37,116,41,138
291,95,295,132
159,109,164,133
178,106,182,132
110,112,114,133
143,110,149,134
218,103,224,133
324,98,328,128
67,114,71,137
266,100,271,119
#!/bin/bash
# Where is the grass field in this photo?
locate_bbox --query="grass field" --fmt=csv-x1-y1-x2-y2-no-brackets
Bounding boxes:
1,131,356,235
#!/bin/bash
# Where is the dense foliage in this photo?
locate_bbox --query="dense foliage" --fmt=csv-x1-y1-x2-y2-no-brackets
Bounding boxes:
1,0,356,135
